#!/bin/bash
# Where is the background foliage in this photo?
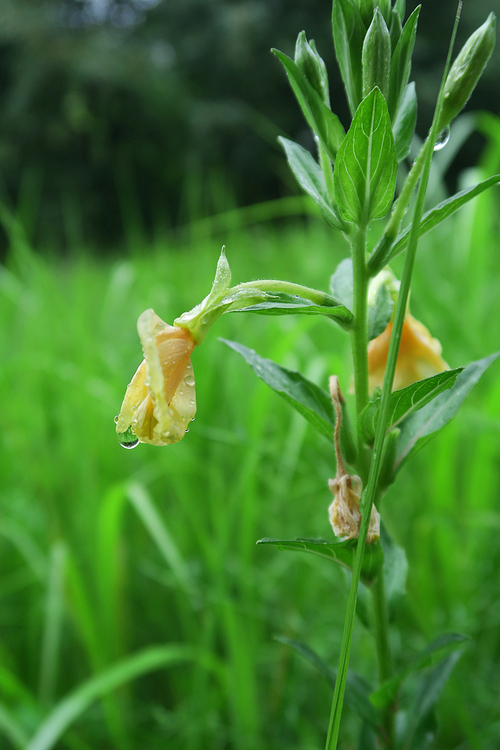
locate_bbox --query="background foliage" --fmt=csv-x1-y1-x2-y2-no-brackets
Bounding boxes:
0,0,499,251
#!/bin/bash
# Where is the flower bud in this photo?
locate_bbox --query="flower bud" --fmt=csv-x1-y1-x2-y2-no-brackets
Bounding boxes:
116,310,196,447
362,8,391,100
294,31,330,104
438,13,496,131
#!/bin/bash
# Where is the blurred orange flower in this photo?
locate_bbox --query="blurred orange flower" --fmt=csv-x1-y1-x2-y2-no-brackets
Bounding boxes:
116,309,196,447
368,314,449,392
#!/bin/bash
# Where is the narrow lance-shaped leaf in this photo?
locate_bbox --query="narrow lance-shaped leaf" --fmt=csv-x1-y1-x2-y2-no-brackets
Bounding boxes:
226,291,353,326
332,0,367,115
272,50,345,162
275,637,382,731
278,137,345,230
257,537,384,584
393,81,418,162
222,339,336,441
396,352,500,470
388,5,420,119
334,88,397,226
370,632,468,710
359,367,463,444
377,174,500,267
362,8,391,100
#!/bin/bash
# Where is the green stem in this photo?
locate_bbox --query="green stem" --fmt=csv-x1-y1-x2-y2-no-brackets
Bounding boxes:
350,225,370,423
372,571,395,746
319,143,336,200
324,8,462,747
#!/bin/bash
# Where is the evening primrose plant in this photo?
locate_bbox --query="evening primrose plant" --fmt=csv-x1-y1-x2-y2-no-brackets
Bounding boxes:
117,1,499,747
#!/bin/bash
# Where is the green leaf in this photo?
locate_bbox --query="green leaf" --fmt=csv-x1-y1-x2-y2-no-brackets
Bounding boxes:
27,645,203,750
257,537,384,585
367,284,393,341
404,651,463,749
334,88,397,225
370,632,468,709
272,49,345,162
389,8,403,51
330,258,353,312
396,352,500,470
381,524,408,613
362,8,391,100
278,137,344,229
275,637,382,730
393,82,418,162
379,174,500,267
332,0,367,115
359,368,464,444
227,291,353,325
222,339,335,441
294,31,330,104
388,5,420,119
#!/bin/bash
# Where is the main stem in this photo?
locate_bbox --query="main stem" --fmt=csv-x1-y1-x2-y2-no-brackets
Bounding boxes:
372,572,395,746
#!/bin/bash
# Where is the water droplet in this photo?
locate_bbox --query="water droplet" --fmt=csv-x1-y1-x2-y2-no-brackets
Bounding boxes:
434,126,450,151
114,415,119,424
117,426,139,449
184,374,195,386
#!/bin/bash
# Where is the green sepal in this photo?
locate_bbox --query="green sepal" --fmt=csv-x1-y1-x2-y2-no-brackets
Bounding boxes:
392,82,417,162
367,283,394,341
227,291,353,323
278,137,346,230
330,258,353,312
362,8,391,100
370,632,468,710
257,537,384,585
334,88,397,226
295,31,330,105
359,368,464,445
395,352,500,471
275,637,382,730
388,5,420,119
332,0,367,116
272,49,345,161
370,174,500,270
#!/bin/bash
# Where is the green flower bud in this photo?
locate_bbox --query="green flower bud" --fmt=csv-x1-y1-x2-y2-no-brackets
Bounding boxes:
294,31,330,105
362,8,391,100
438,13,496,131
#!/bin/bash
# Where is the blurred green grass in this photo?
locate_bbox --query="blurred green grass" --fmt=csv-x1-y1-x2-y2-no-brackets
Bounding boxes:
1,127,500,749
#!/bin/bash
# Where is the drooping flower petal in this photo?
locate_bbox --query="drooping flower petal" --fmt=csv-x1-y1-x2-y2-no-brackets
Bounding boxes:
116,309,196,447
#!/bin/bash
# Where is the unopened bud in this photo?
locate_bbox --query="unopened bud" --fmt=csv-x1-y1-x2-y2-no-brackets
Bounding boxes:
438,13,496,131
294,31,330,104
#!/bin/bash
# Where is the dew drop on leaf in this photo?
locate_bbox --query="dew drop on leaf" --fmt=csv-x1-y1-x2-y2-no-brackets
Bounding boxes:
434,126,450,151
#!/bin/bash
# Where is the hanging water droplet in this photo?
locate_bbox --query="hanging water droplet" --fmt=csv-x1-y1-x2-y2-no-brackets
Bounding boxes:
114,415,119,424
117,426,139,449
434,126,450,151
184,374,195,386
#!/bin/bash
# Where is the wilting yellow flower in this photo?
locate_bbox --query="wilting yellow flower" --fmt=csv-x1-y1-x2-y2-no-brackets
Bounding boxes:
116,309,196,447
328,474,380,544
368,314,449,393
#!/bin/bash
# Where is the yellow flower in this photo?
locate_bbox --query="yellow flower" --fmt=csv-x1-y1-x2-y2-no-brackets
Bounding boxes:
116,309,196,447
368,313,449,393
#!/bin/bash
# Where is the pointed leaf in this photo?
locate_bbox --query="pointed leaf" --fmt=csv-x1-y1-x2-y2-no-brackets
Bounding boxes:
228,291,353,324
334,88,397,225
368,284,394,341
276,637,382,729
359,368,464,444
332,0,367,115
222,340,335,440
273,49,345,161
382,174,500,266
330,258,353,312
278,137,344,228
396,352,500,469
393,82,418,162
362,9,391,100
257,537,384,584
404,651,463,749
381,524,408,612
388,5,420,118
370,632,468,709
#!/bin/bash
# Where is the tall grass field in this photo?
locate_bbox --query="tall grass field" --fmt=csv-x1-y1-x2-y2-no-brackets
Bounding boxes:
1,113,500,749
